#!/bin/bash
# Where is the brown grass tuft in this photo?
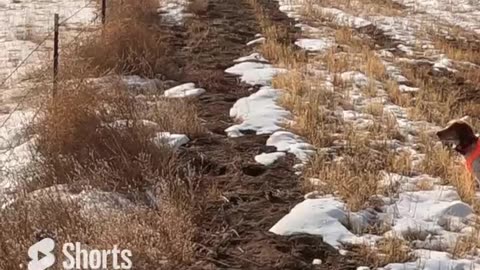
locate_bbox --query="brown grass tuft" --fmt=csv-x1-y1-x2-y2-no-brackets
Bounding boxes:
64,0,177,78
348,237,413,268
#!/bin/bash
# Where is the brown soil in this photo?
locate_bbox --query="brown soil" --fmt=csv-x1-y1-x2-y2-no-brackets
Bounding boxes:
161,0,357,269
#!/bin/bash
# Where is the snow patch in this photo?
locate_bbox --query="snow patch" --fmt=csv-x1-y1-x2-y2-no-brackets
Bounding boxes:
234,53,268,63
247,37,266,46
163,83,206,98
152,132,189,149
225,62,286,85
266,131,315,163
225,86,291,137
295,38,334,52
269,197,356,248
255,152,286,166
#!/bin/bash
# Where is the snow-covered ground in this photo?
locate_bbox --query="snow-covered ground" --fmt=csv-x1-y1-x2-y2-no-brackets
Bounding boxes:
0,0,193,208
0,0,97,91
227,0,480,268
0,0,97,205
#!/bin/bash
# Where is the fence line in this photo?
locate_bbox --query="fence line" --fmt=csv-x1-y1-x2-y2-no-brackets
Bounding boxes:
0,0,97,89
0,0,113,179
0,0,101,138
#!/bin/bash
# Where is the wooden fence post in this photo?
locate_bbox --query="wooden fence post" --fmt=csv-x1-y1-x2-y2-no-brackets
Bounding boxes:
102,0,107,24
53,13,59,97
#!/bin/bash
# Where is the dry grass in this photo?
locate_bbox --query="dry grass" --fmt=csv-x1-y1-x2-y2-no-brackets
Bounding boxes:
322,50,351,74
335,27,369,50
387,151,413,177
252,0,402,213
451,228,480,259
419,134,476,203
65,0,177,78
385,80,410,107
27,77,204,193
302,0,404,21
415,178,434,191
432,37,480,65
0,1,208,267
362,48,387,81
364,102,384,116
400,62,460,126
348,237,413,268
0,172,200,269
306,134,388,211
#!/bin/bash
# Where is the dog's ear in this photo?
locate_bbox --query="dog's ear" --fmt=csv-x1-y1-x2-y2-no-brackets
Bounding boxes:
454,121,477,141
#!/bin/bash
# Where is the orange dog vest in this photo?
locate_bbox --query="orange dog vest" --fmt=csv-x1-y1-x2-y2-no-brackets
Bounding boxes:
466,140,480,173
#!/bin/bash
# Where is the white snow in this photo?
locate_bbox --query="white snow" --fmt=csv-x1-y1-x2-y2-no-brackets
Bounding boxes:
0,0,97,88
266,131,315,163
163,82,206,98
152,132,189,150
269,197,357,248
383,250,480,270
246,37,266,46
158,0,190,24
121,75,160,94
254,152,286,166
225,61,286,85
225,86,291,137
295,38,334,52
234,53,268,63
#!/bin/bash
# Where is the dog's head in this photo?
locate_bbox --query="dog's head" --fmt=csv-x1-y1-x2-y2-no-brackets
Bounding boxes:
436,119,478,155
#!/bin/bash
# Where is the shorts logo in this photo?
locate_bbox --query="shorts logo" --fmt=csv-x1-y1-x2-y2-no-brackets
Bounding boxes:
28,238,56,270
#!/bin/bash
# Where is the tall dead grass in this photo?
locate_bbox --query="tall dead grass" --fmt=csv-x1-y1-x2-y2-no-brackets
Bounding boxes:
0,0,207,267
64,0,177,78
348,237,413,268
0,171,201,269
419,133,476,204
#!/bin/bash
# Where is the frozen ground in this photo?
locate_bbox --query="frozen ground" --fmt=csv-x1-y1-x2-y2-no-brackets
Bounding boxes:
226,0,480,268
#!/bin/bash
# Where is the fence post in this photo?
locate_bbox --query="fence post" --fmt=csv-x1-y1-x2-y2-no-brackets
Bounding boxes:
101,0,107,24
53,13,59,97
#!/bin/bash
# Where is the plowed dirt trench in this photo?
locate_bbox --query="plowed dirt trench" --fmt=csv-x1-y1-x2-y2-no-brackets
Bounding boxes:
168,0,357,269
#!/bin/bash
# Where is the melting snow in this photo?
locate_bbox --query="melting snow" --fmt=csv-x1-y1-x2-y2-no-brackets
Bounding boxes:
163,82,206,98
254,152,286,166
225,61,286,85
234,53,268,63
225,86,291,137
152,132,189,150
269,197,357,247
295,38,334,52
246,37,266,46
266,131,315,163
158,0,190,24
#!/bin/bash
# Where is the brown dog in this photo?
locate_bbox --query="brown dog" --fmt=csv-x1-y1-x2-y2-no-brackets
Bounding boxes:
436,119,480,183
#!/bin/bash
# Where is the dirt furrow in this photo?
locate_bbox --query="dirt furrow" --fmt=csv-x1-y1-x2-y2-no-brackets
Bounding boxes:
168,0,356,269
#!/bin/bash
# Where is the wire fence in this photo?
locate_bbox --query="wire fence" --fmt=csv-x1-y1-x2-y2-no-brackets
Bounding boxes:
0,0,98,88
0,0,103,175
